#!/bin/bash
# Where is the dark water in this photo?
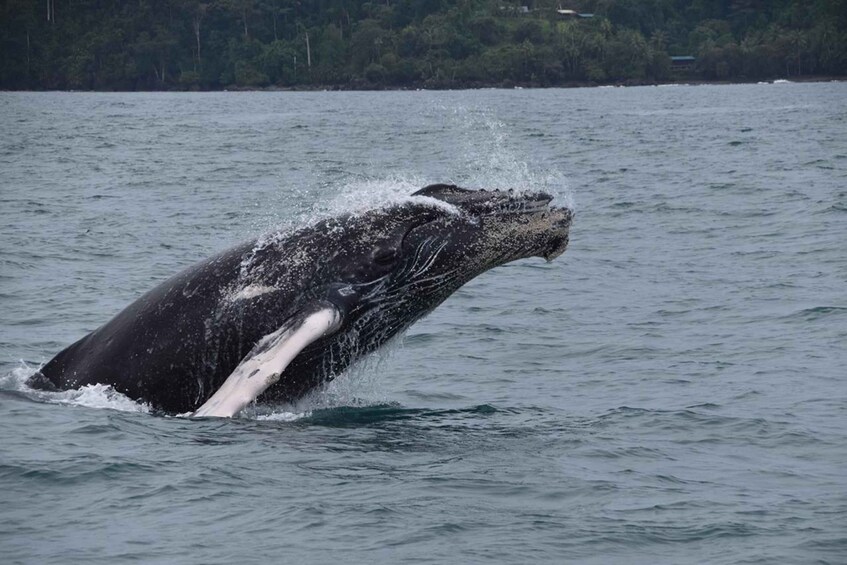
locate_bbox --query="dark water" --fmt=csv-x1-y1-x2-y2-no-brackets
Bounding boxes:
1,83,846,564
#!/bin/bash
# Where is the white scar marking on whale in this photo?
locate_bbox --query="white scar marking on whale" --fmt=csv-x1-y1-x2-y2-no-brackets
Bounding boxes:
232,284,278,301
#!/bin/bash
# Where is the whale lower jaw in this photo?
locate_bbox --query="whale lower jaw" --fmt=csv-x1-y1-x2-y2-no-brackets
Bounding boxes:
542,207,572,261
543,233,569,261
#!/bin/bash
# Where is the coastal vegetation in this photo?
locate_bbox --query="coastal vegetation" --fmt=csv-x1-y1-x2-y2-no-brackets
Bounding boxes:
1,0,845,90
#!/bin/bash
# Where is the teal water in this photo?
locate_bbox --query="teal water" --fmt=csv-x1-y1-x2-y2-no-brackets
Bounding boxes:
1,83,846,564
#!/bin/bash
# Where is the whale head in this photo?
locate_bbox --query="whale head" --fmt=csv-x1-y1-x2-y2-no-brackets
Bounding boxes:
409,183,572,265
293,184,573,374
249,183,575,403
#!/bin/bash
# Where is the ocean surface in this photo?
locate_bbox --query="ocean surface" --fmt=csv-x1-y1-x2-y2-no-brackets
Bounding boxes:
1,83,845,564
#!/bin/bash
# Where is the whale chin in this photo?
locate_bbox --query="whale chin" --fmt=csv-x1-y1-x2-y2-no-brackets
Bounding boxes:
543,233,570,262
539,207,572,261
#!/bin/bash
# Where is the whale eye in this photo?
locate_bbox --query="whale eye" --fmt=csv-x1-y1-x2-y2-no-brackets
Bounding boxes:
373,247,398,265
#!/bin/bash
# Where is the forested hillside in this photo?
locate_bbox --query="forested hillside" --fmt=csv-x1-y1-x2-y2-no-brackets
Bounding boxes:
2,0,845,90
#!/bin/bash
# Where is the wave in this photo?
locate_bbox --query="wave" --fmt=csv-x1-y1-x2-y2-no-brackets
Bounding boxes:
783,306,847,322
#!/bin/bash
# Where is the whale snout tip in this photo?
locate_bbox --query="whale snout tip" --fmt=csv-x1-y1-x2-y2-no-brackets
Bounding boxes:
555,205,574,228
541,205,572,261
541,199,573,229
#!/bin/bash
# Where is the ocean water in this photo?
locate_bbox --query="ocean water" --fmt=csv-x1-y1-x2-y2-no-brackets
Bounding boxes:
1,83,845,564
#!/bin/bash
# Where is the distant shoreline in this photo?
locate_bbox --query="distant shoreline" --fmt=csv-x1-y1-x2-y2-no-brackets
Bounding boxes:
2,76,843,93
246,75,846,92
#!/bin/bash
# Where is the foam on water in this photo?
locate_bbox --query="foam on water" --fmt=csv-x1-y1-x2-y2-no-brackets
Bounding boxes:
49,383,152,413
2,363,150,414
1,359,390,421
254,410,310,422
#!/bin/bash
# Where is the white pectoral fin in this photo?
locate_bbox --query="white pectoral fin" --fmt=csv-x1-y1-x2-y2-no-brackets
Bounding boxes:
192,304,343,418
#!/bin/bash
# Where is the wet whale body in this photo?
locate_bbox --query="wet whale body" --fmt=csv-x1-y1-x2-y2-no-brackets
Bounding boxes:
30,185,573,416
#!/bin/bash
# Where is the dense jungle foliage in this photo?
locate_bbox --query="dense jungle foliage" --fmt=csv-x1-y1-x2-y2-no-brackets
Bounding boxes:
1,0,845,90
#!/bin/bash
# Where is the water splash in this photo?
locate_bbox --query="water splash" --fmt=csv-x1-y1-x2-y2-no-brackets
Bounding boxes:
253,104,575,239
254,409,310,422
1,362,150,414
247,336,401,421
48,383,151,413
440,105,575,211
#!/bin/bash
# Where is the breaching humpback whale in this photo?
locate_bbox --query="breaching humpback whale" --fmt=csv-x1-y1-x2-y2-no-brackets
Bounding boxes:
29,184,573,417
